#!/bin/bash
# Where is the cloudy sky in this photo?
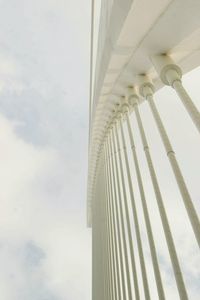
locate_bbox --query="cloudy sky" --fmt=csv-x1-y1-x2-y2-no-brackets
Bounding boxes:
0,0,91,299
0,0,199,299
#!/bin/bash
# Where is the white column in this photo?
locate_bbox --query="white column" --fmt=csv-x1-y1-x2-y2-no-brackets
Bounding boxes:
123,103,166,300
103,146,114,300
108,129,132,299
173,79,200,133
131,97,188,300
139,80,200,247
102,149,111,300
98,153,105,300
93,150,104,300
151,54,200,133
108,133,127,300
112,125,140,300
117,115,151,300
104,143,117,300
106,138,123,300
105,139,121,300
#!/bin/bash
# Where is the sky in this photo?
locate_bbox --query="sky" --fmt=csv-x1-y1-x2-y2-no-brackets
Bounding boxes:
0,0,91,299
0,0,199,300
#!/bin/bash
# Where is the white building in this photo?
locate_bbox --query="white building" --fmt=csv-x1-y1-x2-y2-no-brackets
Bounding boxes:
88,1,200,299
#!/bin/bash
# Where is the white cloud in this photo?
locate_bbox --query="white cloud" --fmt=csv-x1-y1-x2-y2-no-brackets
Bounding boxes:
0,0,91,299
0,114,91,300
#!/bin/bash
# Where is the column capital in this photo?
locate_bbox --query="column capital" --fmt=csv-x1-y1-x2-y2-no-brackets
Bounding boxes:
151,54,182,86
121,103,129,114
137,75,155,98
116,111,122,120
125,86,139,106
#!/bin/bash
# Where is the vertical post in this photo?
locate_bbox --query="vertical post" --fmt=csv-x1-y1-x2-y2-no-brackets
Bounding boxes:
117,115,151,300
132,99,189,300
123,104,166,300
104,142,116,300
112,125,141,300
92,159,99,300
112,122,140,300
92,191,97,300
106,138,122,300
108,133,127,300
99,153,105,300
93,150,104,300
151,55,200,133
104,144,114,300
172,79,200,133
112,124,140,300
140,82,200,247
102,149,111,300
104,141,118,300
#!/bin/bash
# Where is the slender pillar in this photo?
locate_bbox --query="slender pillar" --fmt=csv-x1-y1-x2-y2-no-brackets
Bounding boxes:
106,138,123,300
108,133,127,300
151,55,200,133
92,160,99,300
92,192,97,300
117,115,151,300
131,98,189,300
102,149,111,300
140,82,200,247
101,150,109,300
112,125,140,300
104,146,114,300
98,154,105,300
102,145,115,300
172,79,200,133
98,151,106,300
108,133,131,299
123,104,166,300
113,124,141,300
94,151,104,300
104,141,118,300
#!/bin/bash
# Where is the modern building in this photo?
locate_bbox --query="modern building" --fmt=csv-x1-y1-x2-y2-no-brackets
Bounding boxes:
88,1,200,299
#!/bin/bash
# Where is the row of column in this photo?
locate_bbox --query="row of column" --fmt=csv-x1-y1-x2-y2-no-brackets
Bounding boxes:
91,58,200,300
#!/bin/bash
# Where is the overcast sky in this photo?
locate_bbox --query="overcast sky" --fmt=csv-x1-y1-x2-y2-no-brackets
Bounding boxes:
0,0,91,299
0,0,199,299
